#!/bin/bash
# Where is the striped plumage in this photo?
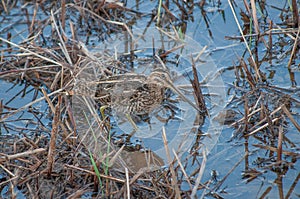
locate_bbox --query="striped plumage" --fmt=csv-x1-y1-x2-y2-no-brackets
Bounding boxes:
95,68,201,116
95,69,169,116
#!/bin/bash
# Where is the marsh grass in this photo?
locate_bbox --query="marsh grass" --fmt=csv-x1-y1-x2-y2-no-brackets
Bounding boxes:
0,0,299,198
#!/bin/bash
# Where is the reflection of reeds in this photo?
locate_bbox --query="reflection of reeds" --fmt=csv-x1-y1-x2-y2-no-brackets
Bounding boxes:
1,0,300,198
223,1,300,197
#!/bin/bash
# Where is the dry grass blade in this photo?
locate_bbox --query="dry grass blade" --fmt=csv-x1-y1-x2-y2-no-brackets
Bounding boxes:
50,10,73,66
0,164,15,177
0,37,63,67
277,126,283,162
191,149,206,198
125,168,130,199
72,4,133,38
66,188,90,199
0,148,46,162
252,144,299,157
156,27,180,41
228,0,261,82
291,0,299,27
240,58,255,89
46,95,61,176
0,88,64,122
155,54,202,113
159,44,186,58
191,55,208,116
259,186,272,199
61,0,66,31
212,153,247,192
285,172,300,199
64,164,125,183
230,107,261,127
172,149,192,190
250,0,259,35
108,145,125,168
281,105,300,132
41,88,55,113
246,117,280,137
162,126,181,199
287,25,300,68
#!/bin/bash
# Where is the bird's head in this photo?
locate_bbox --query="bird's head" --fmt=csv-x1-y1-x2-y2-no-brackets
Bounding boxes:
148,68,172,85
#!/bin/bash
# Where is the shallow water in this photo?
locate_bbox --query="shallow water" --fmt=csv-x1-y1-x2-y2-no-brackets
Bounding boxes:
0,0,299,198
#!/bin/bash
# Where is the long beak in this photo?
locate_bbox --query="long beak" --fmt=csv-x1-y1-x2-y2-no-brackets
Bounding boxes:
164,80,204,114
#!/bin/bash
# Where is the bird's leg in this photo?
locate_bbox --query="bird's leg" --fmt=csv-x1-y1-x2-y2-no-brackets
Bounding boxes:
144,116,152,130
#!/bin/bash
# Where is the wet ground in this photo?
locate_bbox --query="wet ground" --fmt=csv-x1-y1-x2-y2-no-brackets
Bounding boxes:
0,0,300,198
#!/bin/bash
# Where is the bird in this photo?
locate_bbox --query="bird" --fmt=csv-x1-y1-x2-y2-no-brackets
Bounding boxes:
95,68,202,118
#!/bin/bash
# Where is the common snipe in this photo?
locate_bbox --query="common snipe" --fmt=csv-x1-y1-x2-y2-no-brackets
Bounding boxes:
95,68,201,117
